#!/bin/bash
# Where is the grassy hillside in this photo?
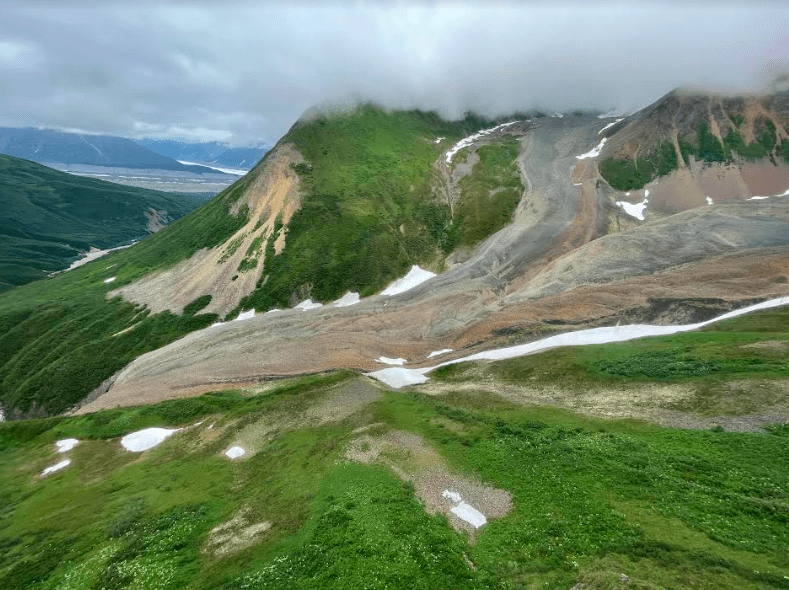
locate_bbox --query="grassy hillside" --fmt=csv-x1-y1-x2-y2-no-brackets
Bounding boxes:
238,105,509,311
0,305,787,589
0,170,252,417
0,155,212,291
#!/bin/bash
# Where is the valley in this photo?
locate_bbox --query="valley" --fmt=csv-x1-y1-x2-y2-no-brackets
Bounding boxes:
1,90,788,590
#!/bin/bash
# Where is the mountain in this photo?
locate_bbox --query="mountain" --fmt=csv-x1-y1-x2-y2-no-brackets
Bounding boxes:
0,154,212,291
0,91,788,589
136,138,268,169
0,127,217,173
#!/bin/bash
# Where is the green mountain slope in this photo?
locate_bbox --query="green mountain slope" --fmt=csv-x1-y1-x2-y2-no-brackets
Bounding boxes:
238,105,515,311
0,155,211,291
0,169,251,417
0,305,787,590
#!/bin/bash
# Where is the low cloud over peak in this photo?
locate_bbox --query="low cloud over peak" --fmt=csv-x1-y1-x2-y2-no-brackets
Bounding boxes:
1,1,787,146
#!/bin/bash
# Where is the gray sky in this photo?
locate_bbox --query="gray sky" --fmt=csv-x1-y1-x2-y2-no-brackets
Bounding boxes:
1,1,787,146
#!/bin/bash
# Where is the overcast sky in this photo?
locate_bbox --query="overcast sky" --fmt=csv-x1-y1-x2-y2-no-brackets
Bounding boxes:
1,1,787,147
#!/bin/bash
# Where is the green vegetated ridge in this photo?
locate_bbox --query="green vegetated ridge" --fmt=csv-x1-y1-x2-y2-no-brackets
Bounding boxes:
1,305,788,589
238,104,521,312
0,154,212,292
600,116,789,191
0,165,255,417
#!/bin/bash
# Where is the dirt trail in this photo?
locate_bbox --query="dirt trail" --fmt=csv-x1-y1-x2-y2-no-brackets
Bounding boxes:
80,118,789,413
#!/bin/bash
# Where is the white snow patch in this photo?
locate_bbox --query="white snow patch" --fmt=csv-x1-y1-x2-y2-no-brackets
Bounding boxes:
381,265,436,296
208,423,215,430
235,309,255,321
368,296,789,389
210,321,225,328
0,406,4,422
42,460,70,476
56,439,79,453
706,196,714,205
549,112,564,118
225,446,246,459
367,367,430,388
376,357,407,366
103,276,116,284
644,189,650,198
749,196,769,200
451,502,488,528
750,188,789,200
598,118,624,135
625,192,630,197
265,308,281,314
295,299,323,311
427,348,453,359
444,121,518,164
441,489,462,503
120,427,180,452
616,199,649,221
333,292,360,307
194,421,204,427
576,137,607,160
435,137,445,144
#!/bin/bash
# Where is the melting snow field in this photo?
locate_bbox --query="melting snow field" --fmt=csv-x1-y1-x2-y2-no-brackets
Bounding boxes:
376,357,407,366
444,121,519,164
236,309,256,321
42,460,70,476
576,137,607,160
333,292,360,307
427,349,453,359
295,299,323,311
225,446,246,459
368,296,789,389
120,428,180,452
442,489,487,528
598,118,624,135
617,190,649,221
56,439,79,453
381,265,436,296
749,188,789,200
706,197,714,205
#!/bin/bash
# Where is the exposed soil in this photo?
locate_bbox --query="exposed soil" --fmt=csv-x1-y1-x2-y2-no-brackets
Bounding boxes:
110,143,305,316
81,117,789,419
345,430,512,536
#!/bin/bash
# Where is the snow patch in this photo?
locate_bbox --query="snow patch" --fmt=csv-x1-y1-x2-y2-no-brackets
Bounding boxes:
381,265,436,296
56,439,79,453
375,357,407,366
427,348,453,359
235,309,255,321
441,489,487,528
103,276,116,284
367,367,430,388
451,502,488,528
295,299,323,311
616,199,648,221
441,489,462,503
706,196,714,205
576,137,607,160
225,446,246,459
368,297,789,389
42,460,70,476
265,308,281,314
598,118,624,135
444,121,518,164
120,427,180,452
333,292,360,307
750,188,789,200
435,137,445,144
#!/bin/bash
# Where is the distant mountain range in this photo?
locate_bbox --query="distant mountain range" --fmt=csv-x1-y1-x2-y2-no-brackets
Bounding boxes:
0,127,217,173
136,138,268,169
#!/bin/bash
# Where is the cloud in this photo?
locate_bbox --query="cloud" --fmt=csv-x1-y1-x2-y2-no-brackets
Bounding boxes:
1,1,788,146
